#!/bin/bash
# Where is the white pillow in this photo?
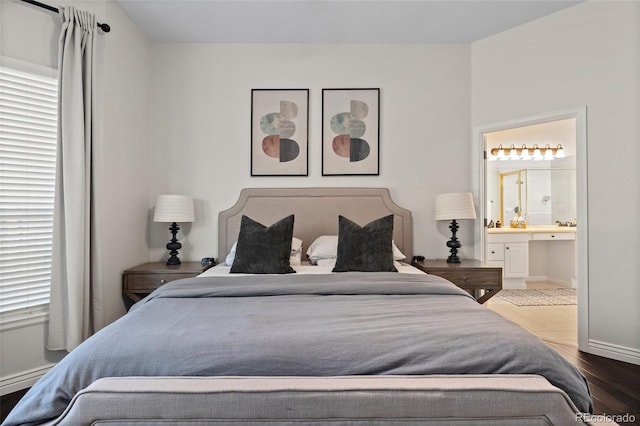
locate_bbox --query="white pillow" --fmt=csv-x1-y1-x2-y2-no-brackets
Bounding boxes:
290,250,302,266
306,235,338,264
226,237,303,266
392,242,406,261
291,236,303,254
306,235,405,264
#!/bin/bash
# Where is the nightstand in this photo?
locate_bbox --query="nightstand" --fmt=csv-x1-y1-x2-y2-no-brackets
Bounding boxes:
122,262,204,303
412,259,502,304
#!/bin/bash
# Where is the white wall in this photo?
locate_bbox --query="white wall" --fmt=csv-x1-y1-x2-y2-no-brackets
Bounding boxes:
0,0,152,394
99,0,152,325
472,1,640,363
0,0,59,68
149,43,473,263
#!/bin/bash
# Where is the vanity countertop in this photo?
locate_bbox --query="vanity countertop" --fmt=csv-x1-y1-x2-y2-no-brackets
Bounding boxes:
487,226,576,234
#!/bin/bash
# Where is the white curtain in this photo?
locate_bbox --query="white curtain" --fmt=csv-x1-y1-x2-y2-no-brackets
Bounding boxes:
48,6,104,351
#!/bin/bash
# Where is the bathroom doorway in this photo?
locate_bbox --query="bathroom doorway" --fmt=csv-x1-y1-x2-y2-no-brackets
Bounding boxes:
485,118,577,289
472,107,589,351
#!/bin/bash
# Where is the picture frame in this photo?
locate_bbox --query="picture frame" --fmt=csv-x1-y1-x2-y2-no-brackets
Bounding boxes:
322,88,380,176
251,89,309,176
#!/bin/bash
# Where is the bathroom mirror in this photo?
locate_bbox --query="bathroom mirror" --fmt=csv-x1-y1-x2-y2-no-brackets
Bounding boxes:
499,168,576,226
500,170,525,225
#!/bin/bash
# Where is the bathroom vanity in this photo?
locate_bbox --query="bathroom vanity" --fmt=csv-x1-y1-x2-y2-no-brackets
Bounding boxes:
486,226,576,289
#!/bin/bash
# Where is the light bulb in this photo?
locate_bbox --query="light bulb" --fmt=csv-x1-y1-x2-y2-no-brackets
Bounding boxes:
497,145,507,161
532,144,543,161
509,145,519,160
544,144,554,160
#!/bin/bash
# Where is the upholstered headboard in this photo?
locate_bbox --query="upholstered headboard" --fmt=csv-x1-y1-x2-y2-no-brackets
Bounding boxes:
218,188,413,262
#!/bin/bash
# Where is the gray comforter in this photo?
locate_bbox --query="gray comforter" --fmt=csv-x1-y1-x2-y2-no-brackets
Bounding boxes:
4,272,592,425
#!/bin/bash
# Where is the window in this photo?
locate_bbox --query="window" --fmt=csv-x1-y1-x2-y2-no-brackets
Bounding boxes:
0,60,58,316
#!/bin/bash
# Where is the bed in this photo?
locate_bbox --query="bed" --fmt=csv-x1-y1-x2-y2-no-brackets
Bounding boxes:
4,187,593,425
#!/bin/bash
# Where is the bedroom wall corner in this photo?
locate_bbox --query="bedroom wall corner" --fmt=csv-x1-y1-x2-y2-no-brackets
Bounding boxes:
471,1,640,364
98,0,153,326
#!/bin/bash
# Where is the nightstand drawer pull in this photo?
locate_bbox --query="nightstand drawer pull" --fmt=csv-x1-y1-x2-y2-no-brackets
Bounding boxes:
160,279,166,284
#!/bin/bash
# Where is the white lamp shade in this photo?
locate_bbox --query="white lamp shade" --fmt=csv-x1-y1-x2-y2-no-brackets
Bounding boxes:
153,195,195,223
434,192,477,221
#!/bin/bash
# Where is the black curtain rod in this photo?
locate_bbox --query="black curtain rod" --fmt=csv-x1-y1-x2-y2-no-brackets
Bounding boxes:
21,0,111,33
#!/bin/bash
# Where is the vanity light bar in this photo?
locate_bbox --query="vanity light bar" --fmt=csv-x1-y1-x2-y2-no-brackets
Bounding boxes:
488,144,565,161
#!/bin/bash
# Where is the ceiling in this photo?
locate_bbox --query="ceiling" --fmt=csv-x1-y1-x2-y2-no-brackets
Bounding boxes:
114,0,583,44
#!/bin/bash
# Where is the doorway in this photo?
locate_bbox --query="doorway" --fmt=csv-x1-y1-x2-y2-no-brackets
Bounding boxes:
471,107,588,351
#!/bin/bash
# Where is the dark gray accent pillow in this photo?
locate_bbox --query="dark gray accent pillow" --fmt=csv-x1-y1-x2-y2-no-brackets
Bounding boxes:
230,215,296,274
332,215,397,272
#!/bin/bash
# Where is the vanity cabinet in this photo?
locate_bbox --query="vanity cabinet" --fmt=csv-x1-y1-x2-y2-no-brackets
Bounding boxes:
485,233,530,288
531,232,575,241
504,243,528,278
486,243,504,262
486,228,576,289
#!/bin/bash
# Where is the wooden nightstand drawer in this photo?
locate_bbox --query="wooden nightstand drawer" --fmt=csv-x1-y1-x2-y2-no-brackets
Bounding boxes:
123,262,204,303
126,272,194,290
433,269,500,287
411,259,502,304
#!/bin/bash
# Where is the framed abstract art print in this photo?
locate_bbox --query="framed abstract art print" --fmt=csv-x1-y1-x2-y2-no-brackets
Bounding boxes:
322,88,380,176
251,89,309,176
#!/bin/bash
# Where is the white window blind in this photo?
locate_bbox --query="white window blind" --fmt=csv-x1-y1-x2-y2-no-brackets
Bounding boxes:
0,64,58,315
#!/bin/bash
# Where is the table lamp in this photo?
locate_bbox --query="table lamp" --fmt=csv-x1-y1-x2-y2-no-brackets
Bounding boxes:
434,192,477,263
153,195,195,265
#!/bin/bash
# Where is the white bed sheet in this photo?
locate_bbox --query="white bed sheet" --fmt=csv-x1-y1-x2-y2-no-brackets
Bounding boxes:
199,261,424,277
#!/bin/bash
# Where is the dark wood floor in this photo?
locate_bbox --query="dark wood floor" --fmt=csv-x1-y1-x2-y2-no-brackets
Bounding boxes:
545,340,640,425
485,283,639,425
1,388,28,423
2,349,639,424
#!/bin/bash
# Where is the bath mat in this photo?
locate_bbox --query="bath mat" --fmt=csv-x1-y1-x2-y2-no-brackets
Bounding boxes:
495,288,577,306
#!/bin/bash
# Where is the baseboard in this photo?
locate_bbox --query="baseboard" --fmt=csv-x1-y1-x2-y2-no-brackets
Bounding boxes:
547,277,571,287
525,275,548,282
1,364,54,396
503,278,527,289
587,339,640,366
526,276,572,287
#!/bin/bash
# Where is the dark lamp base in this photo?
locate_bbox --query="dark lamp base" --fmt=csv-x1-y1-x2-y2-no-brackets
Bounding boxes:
165,222,183,265
446,219,462,264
